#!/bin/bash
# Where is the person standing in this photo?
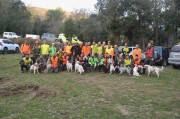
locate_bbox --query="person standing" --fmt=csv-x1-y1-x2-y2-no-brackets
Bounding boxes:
105,44,114,58
41,40,49,61
64,42,72,56
122,43,129,56
132,44,142,65
82,42,91,56
71,42,81,69
49,43,56,57
145,43,154,65
97,42,103,57
114,44,119,64
20,40,31,57
56,42,64,51
32,40,41,63
91,41,98,56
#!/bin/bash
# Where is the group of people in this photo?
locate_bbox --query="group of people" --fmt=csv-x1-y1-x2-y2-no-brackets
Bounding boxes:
19,39,154,75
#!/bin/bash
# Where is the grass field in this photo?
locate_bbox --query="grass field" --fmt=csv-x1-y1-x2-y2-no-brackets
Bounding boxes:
0,54,180,119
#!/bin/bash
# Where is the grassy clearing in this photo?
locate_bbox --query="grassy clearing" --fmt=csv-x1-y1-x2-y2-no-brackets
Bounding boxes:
0,54,180,119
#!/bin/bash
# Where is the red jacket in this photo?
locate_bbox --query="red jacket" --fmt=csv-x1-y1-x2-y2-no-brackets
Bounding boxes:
146,47,154,58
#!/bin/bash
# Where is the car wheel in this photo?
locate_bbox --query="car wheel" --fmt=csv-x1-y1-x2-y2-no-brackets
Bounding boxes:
3,47,8,54
55,39,59,42
15,47,19,54
162,60,167,66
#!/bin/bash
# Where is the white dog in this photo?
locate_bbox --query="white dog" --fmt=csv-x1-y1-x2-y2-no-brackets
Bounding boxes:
133,66,141,76
44,58,51,73
77,65,84,74
119,66,131,75
66,61,73,72
29,63,39,74
75,61,80,73
144,65,163,78
110,63,115,74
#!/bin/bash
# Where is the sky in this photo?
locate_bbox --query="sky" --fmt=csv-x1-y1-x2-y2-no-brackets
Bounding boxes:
21,0,97,12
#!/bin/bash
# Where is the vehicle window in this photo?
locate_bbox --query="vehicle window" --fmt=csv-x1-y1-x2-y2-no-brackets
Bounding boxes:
9,41,14,44
5,33,8,35
129,48,133,52
154,47,162,55
171,46,180,52
9,33,12,35
2,40,9,44
43,33,48,37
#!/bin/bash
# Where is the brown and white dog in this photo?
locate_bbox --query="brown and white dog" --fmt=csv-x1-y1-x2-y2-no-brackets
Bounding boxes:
144,65,163,78
44,58,51,73
29,63,39,74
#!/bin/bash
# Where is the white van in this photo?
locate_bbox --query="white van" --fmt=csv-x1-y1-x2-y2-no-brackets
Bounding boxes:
3,32,21,39
25,34,40,39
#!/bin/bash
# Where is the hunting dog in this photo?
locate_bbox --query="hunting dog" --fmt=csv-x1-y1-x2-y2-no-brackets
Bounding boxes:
29,63,39,74
144,65,163,78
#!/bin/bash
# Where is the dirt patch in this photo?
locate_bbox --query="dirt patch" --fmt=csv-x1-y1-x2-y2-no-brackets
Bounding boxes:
0,76,10,84
36,88,56,98
0,84,57,98
116,105,129,116
0,84,39,97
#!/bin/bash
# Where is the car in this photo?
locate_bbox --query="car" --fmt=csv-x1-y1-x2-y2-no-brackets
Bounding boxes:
168,45,180,68
25,34,40,40
153,46,170,66
58,33,67,43
118,46,124,53
3,32,21,39
0,39,20,54
41,33,58,42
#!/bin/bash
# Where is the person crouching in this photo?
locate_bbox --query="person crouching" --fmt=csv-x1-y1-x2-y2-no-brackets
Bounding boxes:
20,54,32,73
61,52,69,71
49,53,59,73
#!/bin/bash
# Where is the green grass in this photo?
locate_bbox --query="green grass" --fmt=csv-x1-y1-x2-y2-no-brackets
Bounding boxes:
0,54,180,119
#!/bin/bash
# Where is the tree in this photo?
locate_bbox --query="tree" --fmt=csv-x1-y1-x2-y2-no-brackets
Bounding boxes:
45,7,65,35
0,0,31,35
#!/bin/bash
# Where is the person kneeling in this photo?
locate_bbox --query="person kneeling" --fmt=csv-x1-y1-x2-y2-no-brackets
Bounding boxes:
49,53,59,73
20,54,33,73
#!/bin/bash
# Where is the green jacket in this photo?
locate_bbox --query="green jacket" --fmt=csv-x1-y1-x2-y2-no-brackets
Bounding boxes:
88,57,98,67
49,46,57,56
98,58,105,65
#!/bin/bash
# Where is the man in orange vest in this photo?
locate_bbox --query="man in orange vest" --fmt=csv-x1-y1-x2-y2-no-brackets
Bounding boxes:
82,42,91,56
64,42,72,56
20,40,31,57
49,53,59,73
61,52,69,71
132,44,142,64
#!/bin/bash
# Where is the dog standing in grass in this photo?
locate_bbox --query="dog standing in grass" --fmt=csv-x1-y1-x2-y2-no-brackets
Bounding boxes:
29,63,39,74
144,65,163,78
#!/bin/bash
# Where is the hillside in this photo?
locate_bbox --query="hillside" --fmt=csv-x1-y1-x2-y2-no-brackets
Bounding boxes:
27,7,72,19
27,7,49,19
